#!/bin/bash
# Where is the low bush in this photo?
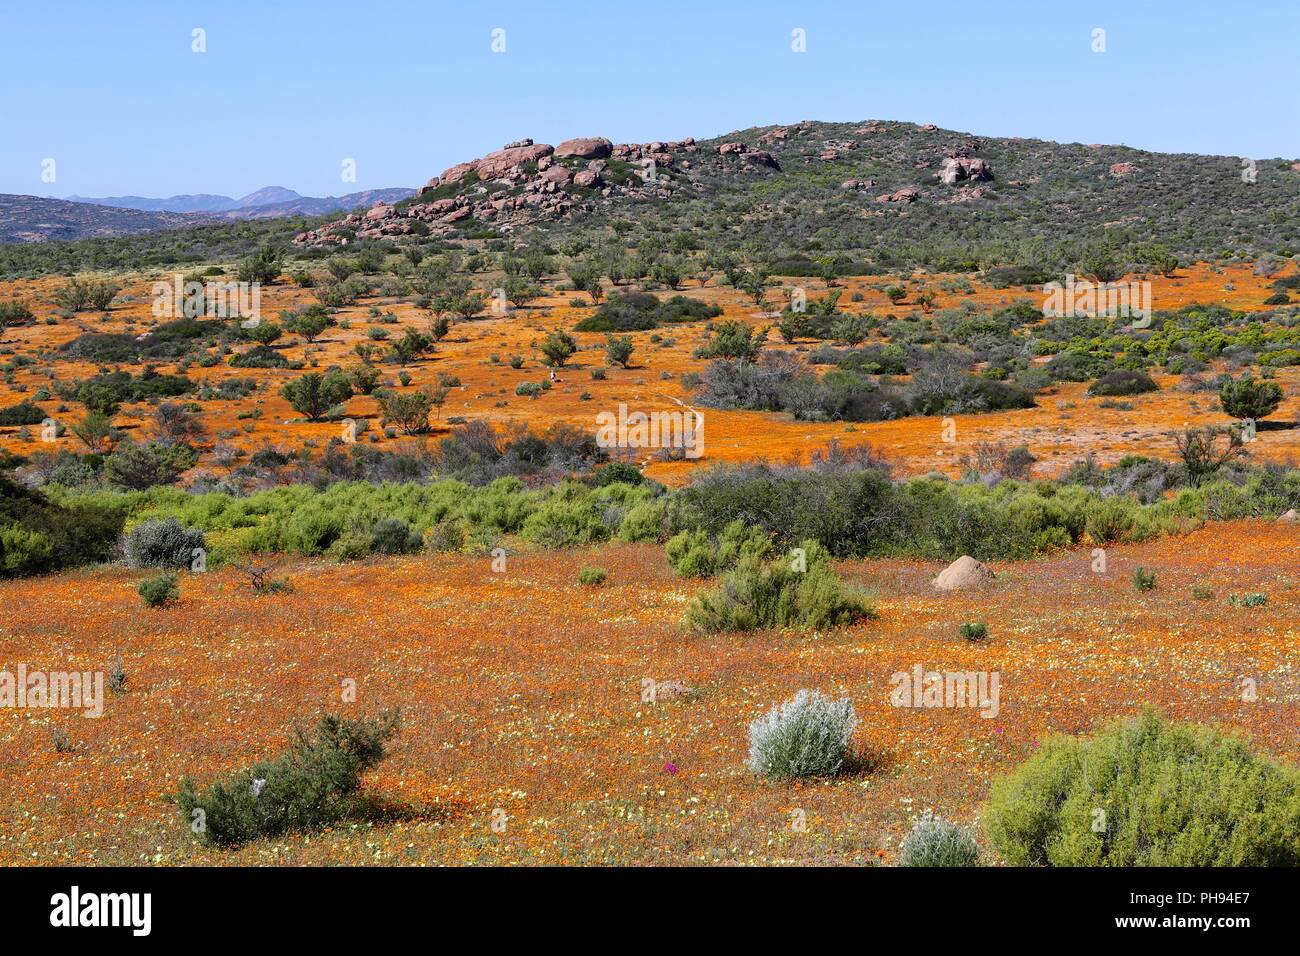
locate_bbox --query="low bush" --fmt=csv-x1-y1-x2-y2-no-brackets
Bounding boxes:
684,540,872,632
173,711,400,847
577,566,607,585
0,401,46,426
984,710,1300,865
898,811,981,867
748,689,857,780
1088,369,1158,397
138,571,179,608
665,519,770,577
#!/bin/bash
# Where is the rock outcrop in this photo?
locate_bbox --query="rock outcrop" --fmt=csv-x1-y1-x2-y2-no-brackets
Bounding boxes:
938,156,993,185
294,134,723,245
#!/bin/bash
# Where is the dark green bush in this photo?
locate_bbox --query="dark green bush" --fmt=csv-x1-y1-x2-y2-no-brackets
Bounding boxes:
1088,369,1158,397
0,476,123,578
138,571,179,608
1219,374,1284,420
174,711,400,847
0,401,46,426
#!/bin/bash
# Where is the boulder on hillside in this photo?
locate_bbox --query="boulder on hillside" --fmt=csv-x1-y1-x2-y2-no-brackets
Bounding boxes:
554,137,613,159
876,187,920,204
1279,508,1298,522
933,556,996,591
938,156,993,185
1109,162,1137,177
475,142,554,179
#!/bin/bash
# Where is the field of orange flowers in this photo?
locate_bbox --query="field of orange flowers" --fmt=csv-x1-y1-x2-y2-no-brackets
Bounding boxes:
1,519,1295,866
1,261,1297,485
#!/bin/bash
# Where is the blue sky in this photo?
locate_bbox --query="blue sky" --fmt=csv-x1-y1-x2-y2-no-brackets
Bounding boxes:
2,0,1297,199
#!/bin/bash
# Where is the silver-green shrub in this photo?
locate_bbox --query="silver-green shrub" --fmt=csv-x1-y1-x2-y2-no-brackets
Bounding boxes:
898,811,981,866
748,689,856,779
123,517,205,570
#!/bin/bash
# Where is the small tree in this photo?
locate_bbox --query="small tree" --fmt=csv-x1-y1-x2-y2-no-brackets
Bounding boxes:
429,315,451,342
71,411,120,452
605,334,634,368
1219,374,1284,421
151,402,207,445
451,292,485,320
280,369,352,422
428,383,452,420
539,329,578,368
503,276,540,309
245,321,282,346
1172,425,1245,486
390,328,432,364
1079,244,1125,284
695,320,766,361
832,314,871,347
377,389,434,434
238,245,283,285
567,261,604,303
286,307,330,343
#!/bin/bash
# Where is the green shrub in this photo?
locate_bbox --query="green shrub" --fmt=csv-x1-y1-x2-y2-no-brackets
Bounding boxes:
898,811,981,867
104,441,196,490
173,711,399,847
1228,592,1268,607
280,370,352,422
748,689,857,780
984,710,1300,866
684,540,871,632
1132,566,1157,591
230,345,288,369
959,622,988,642
665,520,770,577
138,571,179,608
577,566,607,585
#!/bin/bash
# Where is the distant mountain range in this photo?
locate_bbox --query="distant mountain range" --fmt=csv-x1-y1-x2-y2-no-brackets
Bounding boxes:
66,186,416,219
0,186,416,243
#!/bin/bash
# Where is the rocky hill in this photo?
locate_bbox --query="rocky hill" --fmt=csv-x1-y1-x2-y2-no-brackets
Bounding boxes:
293,120,1300,263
